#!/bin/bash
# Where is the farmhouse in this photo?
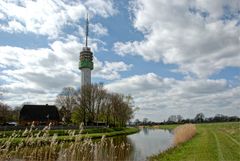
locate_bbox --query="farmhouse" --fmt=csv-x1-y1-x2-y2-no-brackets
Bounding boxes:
19,104,60,126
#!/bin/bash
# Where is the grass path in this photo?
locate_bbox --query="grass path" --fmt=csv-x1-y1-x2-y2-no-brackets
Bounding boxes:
150,122,240,161
221,130,240,146
212,131,224,161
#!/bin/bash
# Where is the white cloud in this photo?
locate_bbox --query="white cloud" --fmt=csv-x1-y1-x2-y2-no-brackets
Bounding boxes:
0,40,132,105
0,0,130,106
84,0,117,18
90,23,108,36
114,0,240,78
106,73,240,121
0,19,26,33
94,60,133,80
0,0,116,38
0,12,4,19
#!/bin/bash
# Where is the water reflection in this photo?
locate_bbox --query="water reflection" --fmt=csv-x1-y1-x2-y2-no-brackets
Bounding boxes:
127,128,174,161
6,128,173,161
142,128,149,135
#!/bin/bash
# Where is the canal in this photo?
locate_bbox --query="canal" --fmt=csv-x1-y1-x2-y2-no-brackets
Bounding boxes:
126,128,174,160
6,128,174,161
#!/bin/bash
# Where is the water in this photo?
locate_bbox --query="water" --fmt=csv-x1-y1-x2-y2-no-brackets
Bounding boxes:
3,128,174,161
127,128,174,160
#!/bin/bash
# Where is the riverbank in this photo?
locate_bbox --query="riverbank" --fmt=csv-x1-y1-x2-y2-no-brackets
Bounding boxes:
57,127,140,141
145,124,177,130
149,122,240,161
0,127,132,137
0,127,139,144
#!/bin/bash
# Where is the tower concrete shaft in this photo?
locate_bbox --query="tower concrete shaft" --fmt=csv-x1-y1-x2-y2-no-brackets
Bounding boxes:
81,68,91,86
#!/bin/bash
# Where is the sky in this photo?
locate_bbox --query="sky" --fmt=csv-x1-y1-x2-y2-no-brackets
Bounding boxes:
0,0,239,122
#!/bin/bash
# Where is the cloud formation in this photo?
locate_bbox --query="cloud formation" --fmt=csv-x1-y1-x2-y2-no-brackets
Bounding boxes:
114,0,240,78
0,0,130,105
106,73,240,121
0,40,132,105
0,0,115,38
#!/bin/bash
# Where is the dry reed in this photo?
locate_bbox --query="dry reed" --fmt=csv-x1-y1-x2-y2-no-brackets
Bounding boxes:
173,123,196,146
0,123,132,161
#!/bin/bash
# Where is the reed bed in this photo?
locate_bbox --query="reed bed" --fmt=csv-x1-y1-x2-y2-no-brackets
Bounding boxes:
173,123,196,146
0,123,133,161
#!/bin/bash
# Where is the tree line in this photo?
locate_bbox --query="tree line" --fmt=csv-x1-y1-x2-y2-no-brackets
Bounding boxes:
56,84,135,127
0,84,135,127
133,113,240,126
166,113,240,124
0,103,20,125
0,88,21,125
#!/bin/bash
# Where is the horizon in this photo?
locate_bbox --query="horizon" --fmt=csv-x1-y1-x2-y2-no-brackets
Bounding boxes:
0,0,239,122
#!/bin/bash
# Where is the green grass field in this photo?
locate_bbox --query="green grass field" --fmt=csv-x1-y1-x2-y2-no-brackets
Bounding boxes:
147,124,178,130
150,122,240,161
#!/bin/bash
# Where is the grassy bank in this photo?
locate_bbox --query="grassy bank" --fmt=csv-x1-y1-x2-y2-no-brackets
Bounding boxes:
146,124,178,130
0,127,128,138
150,122,240,161
57,127,139,141
0,127,139,145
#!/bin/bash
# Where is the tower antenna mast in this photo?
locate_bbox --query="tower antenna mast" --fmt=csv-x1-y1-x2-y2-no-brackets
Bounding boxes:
85,13,89,47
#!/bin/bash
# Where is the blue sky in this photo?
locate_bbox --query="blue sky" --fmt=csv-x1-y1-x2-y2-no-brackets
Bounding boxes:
0,0,239,121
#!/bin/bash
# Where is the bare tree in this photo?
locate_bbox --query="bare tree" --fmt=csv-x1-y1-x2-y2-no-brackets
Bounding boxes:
143,118,148,125
195,113,205,122
69,84,135,127
75,84,107,125
109,93,134,127
55,87,76,123
101,93,112,125
94,84,107,125
0,103,11,124
12,106,21,122
0,87,5,102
